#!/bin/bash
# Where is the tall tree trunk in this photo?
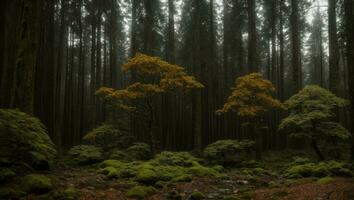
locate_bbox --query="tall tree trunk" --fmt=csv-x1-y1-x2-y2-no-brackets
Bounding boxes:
13,0,41,114
344,0,354,159
290,0,301,94
328,0,340,94
247,0,258,72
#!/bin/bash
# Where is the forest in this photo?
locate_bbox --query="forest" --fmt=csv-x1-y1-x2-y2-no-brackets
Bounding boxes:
1,0,354,199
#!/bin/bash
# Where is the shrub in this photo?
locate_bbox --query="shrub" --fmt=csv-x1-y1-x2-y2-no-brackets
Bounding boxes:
108,149,128,160
68,145,103,165
83,124,134,150
203,140,255,165
127,143,152,161
0,109,56,170
21,174,53,194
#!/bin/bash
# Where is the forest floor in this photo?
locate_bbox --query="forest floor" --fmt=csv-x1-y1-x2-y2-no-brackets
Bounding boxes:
21,163,354,200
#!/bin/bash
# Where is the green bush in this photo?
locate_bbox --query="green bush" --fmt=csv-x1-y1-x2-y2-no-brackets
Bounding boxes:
21,174,53,194
83,124,134,150
108,149,128,160
127,143,152,161
203,140,254,165
0,109,56,170
68,145,103,165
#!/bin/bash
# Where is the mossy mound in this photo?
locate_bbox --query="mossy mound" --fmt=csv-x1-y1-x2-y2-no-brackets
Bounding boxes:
125,185,157,198
0,109,56,170
203,140,254,166
127,143,152,161
21,174,53,194
317,176,334,184
0,168,16,183
154,151,198,167
83,124,134,150
98,152,224,185
0,187,25,199
285,160,353,178
68,145,103,165
188,191,206,200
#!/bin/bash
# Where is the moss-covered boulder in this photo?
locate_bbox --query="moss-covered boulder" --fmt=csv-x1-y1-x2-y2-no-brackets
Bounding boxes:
21,174,53,194
285,161,353,178
68,145,103,165
203,140,254,166
125,185,157,198
154,151,198,167
0,109,56,170
188,191,206,200
83,124,134,150
0,168,16,183
127,143,152,161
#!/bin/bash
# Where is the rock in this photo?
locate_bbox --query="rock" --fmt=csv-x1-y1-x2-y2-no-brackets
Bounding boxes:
125,185,157,198
188,191,206,200
21,174,53,194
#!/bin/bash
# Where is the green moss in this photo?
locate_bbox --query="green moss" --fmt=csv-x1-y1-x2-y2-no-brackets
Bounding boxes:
0,168,16,183
203,139,254,165
21,174,53,194
135,165,159,185
189,191,206,200
98,167,119,178
63,186,81,200
188,162,224,178
285,161,353,178
125,186,157,198
127,143,152,161
99,159,124,168
154,151,197,167
171,174,193,182
68,145,103,165
317,176,334,184
0,109,57,170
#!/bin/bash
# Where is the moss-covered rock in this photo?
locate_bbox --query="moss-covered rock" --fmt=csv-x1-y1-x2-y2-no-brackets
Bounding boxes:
125,185,157,198
68,145,103,165
21,174,53,194
99,159,124,168
0,168,16,183
154,151,198,167
171,174,193,182
285,161,353,178
317,176,333,184
188,162,224,178
127,143,152,161
188,191,206,200
135,164,159,185
203,140,254,166
0,109,56,170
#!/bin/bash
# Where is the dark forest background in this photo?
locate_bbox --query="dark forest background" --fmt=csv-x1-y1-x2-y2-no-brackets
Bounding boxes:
1,0,354,154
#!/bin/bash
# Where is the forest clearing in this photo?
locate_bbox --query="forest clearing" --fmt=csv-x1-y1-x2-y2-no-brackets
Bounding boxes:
1,0,354,199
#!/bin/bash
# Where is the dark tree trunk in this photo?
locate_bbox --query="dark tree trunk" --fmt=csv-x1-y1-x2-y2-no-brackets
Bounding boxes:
247,0,257,72
328,0,340,94
290,0,301,94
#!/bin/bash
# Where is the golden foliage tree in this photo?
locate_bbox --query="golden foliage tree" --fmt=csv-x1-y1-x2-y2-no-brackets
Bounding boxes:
96,53,204,153
216,73,283,159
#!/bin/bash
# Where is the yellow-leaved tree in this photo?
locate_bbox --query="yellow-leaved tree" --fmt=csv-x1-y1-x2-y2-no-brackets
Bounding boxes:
216,73,284,159
96,53,204,153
